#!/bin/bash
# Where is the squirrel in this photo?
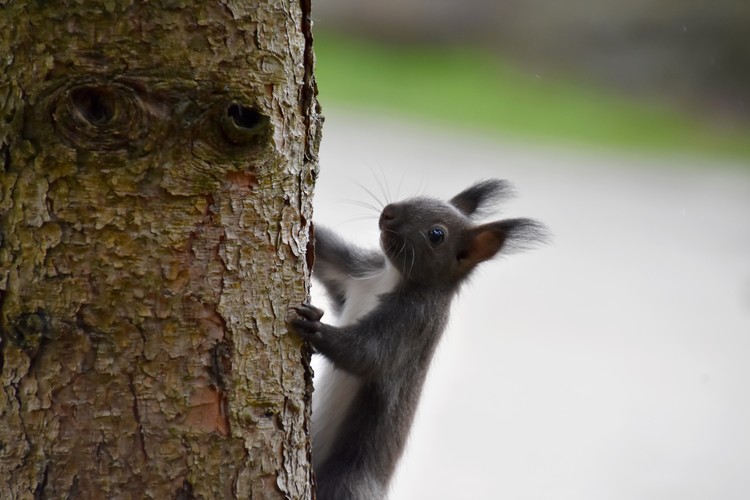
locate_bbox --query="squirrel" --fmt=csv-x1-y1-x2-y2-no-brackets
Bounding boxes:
290,179,547,500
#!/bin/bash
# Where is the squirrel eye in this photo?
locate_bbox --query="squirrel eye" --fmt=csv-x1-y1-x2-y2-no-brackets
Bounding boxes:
427,228,445,245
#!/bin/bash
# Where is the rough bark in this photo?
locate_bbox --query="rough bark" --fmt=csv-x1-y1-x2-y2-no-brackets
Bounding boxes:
0,1,320,498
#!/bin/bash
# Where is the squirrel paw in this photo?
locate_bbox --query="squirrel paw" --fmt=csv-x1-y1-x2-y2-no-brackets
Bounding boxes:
289,302,325,341
294,302,324,321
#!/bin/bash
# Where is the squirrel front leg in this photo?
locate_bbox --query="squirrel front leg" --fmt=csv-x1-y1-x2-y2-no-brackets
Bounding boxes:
290,303,380,378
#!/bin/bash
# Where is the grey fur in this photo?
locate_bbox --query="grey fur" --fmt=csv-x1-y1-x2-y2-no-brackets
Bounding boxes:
291,179,546,499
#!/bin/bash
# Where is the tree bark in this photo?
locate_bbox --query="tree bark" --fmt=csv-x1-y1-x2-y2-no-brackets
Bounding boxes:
0,1,320,498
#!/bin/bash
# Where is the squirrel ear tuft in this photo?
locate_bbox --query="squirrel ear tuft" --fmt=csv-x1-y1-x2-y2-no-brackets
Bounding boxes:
449,179,514,217
498,218,550,252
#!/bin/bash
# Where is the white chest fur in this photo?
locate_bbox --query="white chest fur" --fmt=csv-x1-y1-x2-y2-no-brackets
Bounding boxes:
311,265,401,467
338,265,401,325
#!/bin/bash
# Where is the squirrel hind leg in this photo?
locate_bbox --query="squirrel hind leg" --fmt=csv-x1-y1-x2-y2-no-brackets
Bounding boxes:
315,467,386,500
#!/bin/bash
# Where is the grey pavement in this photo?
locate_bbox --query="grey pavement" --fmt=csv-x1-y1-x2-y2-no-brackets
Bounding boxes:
311,108,750,500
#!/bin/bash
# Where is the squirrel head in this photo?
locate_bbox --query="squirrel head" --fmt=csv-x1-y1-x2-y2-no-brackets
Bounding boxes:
378,179,547,288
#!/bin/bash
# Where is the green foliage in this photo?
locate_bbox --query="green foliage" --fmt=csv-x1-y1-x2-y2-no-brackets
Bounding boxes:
314,33,750,161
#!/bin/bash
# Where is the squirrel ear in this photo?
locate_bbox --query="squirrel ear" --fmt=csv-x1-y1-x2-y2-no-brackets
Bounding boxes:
457,218,549,270
456,222,508,270
449,179,513,217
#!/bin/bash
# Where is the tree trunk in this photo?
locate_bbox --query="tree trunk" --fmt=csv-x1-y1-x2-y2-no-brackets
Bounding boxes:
0,1,320,498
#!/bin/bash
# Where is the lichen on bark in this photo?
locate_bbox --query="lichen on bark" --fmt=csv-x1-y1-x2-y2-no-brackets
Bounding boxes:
0,1,319,498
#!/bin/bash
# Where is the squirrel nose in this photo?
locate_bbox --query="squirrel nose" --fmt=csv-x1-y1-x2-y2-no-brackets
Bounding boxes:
379,204,399,229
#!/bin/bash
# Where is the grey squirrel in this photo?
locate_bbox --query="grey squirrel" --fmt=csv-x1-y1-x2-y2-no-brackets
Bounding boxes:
291,179,547,500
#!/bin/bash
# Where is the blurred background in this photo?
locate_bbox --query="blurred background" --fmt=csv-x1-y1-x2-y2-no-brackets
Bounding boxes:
308,1,750,498
312,0,750,156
